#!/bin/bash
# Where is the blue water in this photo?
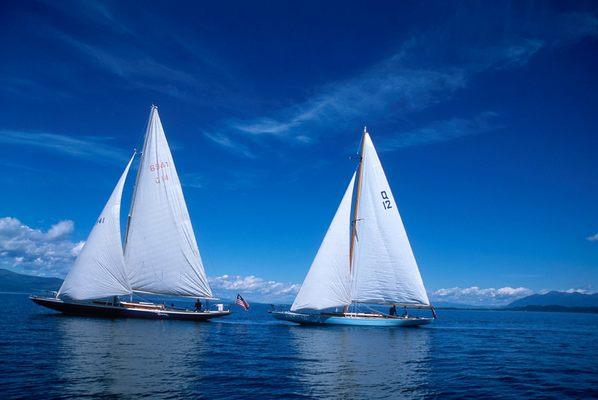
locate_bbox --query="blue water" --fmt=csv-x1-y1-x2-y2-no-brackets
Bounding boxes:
0,294,596,399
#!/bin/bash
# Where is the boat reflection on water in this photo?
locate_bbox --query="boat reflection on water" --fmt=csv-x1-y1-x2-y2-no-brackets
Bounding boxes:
288,325,431,398
53,316,209,398
43,302,431,399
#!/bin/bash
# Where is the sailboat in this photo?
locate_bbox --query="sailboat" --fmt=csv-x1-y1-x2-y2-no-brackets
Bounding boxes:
31,106,230,321
271,128,435,327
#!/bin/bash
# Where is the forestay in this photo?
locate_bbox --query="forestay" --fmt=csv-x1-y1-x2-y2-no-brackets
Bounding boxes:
291,174,355,311
350,133,429,305
58,154,135,300
124,107,213,298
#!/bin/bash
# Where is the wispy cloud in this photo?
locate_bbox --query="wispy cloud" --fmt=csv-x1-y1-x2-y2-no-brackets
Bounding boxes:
0,217,83,277
183,167,265,191
38,0,132,34
182,173,206,189
586,233,598,242
431,286,533,306
554,12,598,45
380,112,502,150
53,29,197,86
230,52,468,139
8,1,233,103
0,77,72,101
206,10,598,157
203,43,514,156
0,130,127,164
204,131,256,158
34,21,217,101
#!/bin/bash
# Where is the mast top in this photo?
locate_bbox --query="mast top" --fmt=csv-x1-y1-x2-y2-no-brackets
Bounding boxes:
151,103,158,110
363,126,368,134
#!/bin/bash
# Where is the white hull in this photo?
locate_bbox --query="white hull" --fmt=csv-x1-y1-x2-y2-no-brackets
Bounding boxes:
271,311,432,327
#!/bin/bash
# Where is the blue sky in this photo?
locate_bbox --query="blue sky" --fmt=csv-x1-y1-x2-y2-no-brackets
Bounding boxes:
0,1,597,304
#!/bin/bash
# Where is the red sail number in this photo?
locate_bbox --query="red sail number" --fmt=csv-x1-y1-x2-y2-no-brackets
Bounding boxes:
149,161,170,172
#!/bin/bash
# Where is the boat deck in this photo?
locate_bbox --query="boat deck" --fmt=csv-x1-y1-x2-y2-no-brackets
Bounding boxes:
271,310,432,327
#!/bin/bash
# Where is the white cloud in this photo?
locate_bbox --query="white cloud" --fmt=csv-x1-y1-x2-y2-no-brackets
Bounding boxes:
564,288,594,294
0,217,83,277
586,233,598,242
431,286,533,306
0,130,127,164
209,274,300,302
46,220,74,240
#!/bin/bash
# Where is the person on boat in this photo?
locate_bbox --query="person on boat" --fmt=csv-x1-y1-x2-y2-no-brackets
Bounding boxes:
402,306,409,318
389,304,397,316
112,296,120,306
195,299,202,312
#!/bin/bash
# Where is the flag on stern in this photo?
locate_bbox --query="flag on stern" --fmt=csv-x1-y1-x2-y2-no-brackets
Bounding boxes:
235,294,249,311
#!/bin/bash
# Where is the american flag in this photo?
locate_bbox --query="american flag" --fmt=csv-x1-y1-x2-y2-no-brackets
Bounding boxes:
235,294,249,311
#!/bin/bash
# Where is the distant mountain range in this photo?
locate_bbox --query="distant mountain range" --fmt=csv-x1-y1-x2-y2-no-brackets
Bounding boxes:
431,301,489,309
432,291,598,313
506,291,598,308
0,269,62,293
1,269,596,313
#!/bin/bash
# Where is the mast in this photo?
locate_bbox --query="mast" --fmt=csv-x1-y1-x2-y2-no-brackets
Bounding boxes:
123,105,154,252
344,126,367,313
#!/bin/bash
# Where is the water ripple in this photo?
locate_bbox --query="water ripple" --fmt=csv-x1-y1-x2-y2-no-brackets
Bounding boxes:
1,294,597,399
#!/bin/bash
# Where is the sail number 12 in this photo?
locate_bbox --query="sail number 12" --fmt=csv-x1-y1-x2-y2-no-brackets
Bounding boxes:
381,191,392,210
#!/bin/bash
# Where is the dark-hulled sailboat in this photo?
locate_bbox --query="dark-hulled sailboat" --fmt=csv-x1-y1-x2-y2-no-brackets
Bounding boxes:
31,106,230,321
271,128,435,326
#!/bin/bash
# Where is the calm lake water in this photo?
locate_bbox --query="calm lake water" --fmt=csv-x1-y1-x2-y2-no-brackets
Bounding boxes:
1,293,596,399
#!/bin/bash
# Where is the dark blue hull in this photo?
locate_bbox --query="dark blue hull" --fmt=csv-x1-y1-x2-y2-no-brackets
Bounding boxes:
30,296,231,321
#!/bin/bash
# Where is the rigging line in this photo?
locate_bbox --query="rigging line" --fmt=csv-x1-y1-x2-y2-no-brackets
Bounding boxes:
360,303,388,317
134,105,155,154
123,106,153,252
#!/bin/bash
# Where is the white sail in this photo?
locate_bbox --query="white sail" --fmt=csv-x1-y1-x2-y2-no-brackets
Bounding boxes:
291,174,355,312
58,154,135,300
350,133,430,305
124,106,213,298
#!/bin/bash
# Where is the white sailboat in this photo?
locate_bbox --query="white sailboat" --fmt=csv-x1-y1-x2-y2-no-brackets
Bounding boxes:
31,106,230,321
271,128,435,326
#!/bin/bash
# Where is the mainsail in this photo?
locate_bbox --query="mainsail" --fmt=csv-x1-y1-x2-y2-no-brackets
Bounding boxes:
58,154,135,300
291,174,355,311
124,106,213,298
351,133,429,305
